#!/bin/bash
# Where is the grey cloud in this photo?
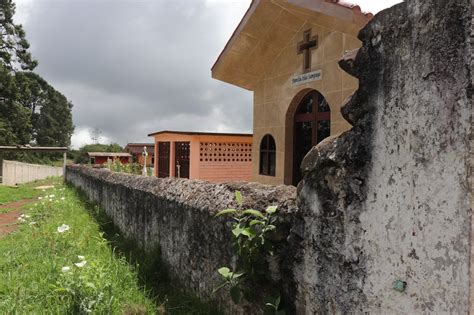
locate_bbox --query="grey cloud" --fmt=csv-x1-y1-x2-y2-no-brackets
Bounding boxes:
22,0,252,146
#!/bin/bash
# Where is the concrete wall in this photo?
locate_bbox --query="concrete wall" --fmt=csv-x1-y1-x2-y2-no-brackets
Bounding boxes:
298,0,472,313
470,4,474,312
2,160,63,186
65,166,300,314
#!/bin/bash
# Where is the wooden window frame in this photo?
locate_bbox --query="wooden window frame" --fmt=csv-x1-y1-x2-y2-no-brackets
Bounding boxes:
259,134,276,176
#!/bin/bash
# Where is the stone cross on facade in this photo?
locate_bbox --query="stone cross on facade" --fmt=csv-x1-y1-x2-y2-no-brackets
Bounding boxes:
142,146,148,176
297,29,318,72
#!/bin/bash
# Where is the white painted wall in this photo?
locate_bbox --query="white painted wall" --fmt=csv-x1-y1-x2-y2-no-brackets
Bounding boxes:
1,160,63,186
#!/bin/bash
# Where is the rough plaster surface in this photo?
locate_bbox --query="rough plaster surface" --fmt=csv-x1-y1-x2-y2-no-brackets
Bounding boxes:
66,1,472,313
65,166,300,314
298,0,472,313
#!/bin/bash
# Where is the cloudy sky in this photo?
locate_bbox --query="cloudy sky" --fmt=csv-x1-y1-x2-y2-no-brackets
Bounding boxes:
14,0,401,148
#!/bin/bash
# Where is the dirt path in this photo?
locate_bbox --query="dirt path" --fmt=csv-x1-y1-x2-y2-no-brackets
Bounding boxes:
0,198,36,238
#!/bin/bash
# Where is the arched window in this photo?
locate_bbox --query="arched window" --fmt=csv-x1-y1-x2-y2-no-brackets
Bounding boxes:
293,90,330,185
259,134,276,176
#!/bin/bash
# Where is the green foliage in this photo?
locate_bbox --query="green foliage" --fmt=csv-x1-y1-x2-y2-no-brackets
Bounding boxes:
214,191,284,313
0,177,53,208
215,192,278,275
81,188,223,314
109,159,142,175
15,71,74,147
0,3,73,165
265,296,286,315
0,0,38,71
0,180,155,314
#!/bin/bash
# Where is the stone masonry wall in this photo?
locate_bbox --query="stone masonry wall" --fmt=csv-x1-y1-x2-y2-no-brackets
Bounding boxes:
65,166,299,314
66,1,472,313
298,0,472,313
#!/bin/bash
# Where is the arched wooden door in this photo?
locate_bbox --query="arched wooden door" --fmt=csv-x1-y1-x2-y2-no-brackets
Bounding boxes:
293,90,330,185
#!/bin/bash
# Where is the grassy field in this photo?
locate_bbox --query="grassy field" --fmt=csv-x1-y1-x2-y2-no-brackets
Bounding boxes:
0,181,156,314
0,180,221,314
0,178,54,206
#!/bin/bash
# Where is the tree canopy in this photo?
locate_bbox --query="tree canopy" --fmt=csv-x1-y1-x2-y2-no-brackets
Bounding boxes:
0,1,74,164
0,0,37,71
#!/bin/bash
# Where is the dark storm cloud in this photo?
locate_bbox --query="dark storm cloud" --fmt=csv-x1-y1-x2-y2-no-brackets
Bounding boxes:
21,0,252,146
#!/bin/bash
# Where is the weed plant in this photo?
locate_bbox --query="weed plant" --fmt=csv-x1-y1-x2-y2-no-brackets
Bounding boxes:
0,181,155,313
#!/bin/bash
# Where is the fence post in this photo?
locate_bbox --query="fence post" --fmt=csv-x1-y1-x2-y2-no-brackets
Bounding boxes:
63,152,67,181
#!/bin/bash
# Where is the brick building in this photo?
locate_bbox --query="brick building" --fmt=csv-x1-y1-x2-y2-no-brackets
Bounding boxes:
148,131,253,182
87,152,132,166
124,143,155,167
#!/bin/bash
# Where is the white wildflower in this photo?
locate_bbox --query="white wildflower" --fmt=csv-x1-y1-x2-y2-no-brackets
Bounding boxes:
17,217,26,222
49,194,55,198
78,255,85,261
61,266,71,273
23,214,30,218
57,224,70,233
60,197,65,201
38,197,43,200
74,260,87,268
29,221,37,226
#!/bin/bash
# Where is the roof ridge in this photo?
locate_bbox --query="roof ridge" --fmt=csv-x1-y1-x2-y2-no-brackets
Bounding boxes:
323,0,374,17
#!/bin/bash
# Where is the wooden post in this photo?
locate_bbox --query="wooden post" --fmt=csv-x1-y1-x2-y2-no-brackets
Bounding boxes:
63,152,67,181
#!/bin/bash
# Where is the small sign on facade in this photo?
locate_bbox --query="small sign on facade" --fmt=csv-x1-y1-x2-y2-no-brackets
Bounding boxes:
291,70,323,86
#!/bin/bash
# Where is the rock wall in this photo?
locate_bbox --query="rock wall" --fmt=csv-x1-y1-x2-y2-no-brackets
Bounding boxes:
66,1,472,313
298,0,472,313
65,166,300,314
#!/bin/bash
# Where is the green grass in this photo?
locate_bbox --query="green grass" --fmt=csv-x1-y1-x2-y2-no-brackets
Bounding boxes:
0,180,222,314
0,177,60,213
0,182,156,314
0,179,48,205
77,189,223,315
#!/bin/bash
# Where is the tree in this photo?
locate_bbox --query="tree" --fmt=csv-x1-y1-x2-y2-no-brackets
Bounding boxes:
0,0,37,71
0,1,74,165
15,72,74,147
0,63,31,145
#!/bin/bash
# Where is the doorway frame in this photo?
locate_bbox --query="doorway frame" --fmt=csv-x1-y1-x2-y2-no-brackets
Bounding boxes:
284,88,331,186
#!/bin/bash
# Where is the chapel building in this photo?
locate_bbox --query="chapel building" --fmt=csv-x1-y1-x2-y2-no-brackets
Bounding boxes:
212,0,372,186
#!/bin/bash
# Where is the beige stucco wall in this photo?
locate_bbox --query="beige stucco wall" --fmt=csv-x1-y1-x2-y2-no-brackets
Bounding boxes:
252,13,362,185
2,160,63,186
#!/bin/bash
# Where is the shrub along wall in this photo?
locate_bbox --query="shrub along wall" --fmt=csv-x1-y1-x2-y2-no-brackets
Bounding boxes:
65,165,300,314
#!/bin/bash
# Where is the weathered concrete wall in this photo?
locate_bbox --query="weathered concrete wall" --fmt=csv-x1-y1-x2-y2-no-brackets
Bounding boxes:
469,3,474,312
66,1,472,313
65,166,300,313
298,0,472,313
2,160,63,186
